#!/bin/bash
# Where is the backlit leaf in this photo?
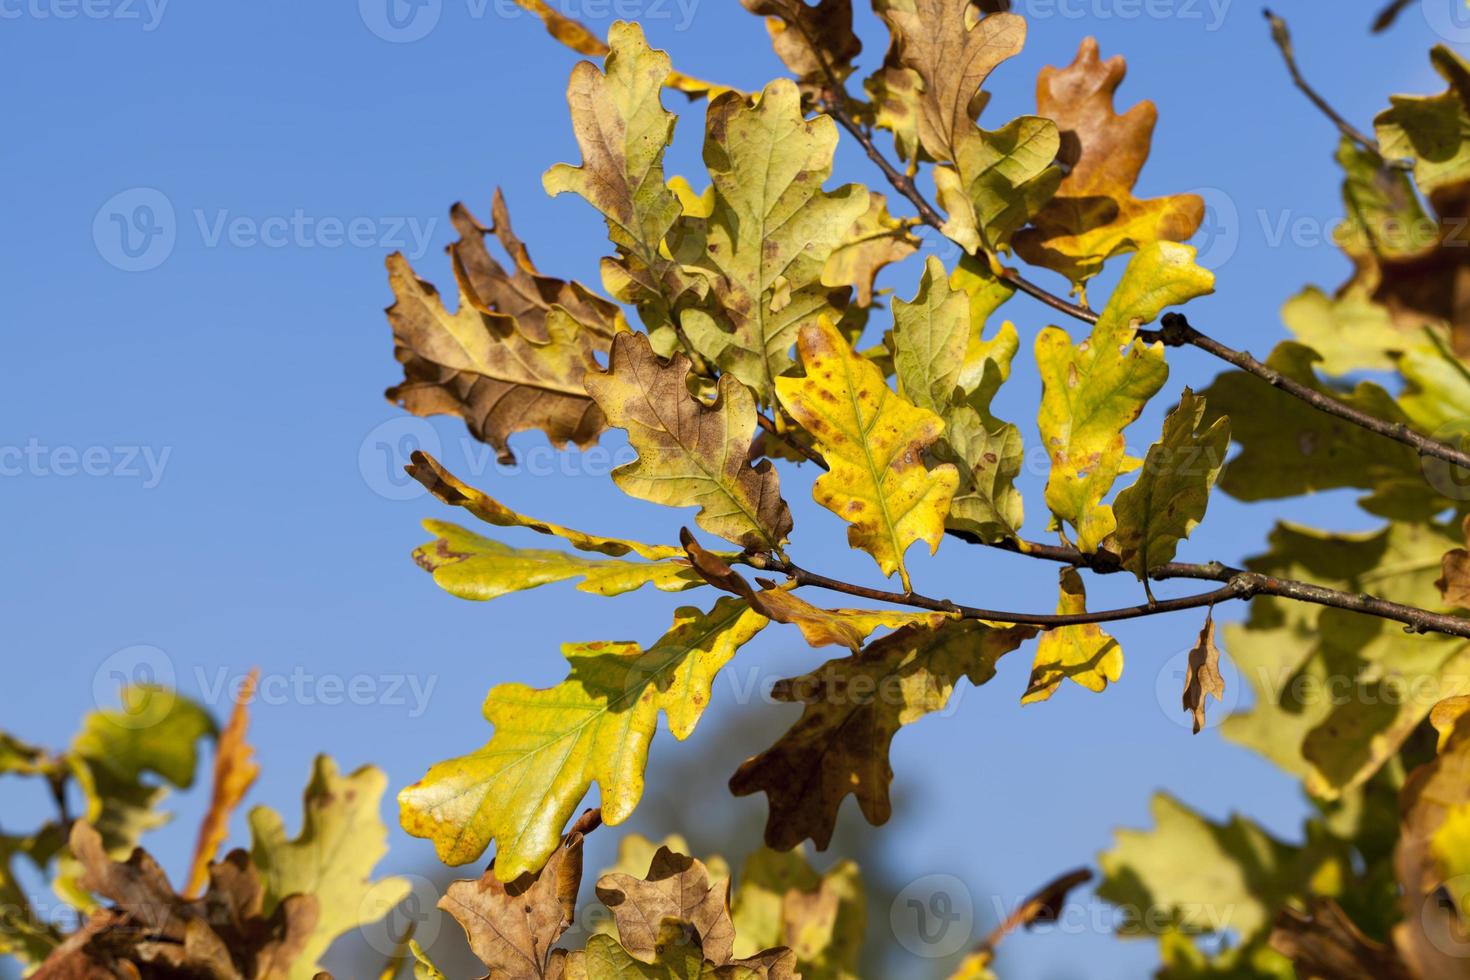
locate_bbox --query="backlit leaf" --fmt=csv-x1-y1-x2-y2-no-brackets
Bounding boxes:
777,316,959,589
585,332,795,552
184,670,259,897
1013,38,1204,286
740,0,862,96
399,599,767,878
820,191,920,308
729,848,863,980
1037,243,1212,552
680,80,869,403
1110,388,1230,583
731,617,1034,850
249,756,411,980
1021,568,1122,704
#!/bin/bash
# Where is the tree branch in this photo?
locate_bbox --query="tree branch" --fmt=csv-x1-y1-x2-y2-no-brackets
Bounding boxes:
1264,9,1382,156
818,90,1470,474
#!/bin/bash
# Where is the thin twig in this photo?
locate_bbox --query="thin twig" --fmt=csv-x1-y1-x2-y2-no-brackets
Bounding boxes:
755,412,828,468
1264,9,1381,156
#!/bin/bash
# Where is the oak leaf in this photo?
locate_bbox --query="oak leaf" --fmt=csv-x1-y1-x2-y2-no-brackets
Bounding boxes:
384,250,611,465
1012,38,1204,286
1021,568,1122,703
729,848,862,980
408,451,684,561
568,921,798,979
438,828,585,979
185,669,260,897
595,847,736,965
585,332,794,552
679,80,869,403
730,617,1034,850
1438,514,1470,607
1037,243,1212,553
248,756,411,980
820,191,919,308
1109,388,1230,586
415,520,704,601
398,599,767,878
740,0,861,96
1181,613,1225,735
777,316,959,589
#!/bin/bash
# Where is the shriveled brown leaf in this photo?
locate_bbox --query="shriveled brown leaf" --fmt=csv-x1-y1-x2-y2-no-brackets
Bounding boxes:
1182,613,1226,734
185,668,260,897
384,248,612,464
731,618,1035,850
595,847,736,965
49,822,318,980
439,830,585,979
740,0,861,95
1270,898,1414,980
1012,37,1203,285
585,332,793,552
1439,514,1470,608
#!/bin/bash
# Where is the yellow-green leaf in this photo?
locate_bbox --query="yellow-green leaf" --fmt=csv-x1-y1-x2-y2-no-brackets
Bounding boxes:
777,317,959,589
585,332,794,552
821,191,919,308
1375,46,1470,208
249,756,412,980
1281,284,1410,377
1110,388,1230,583
1037,243,1212,552
935,117,1062,254
680,80,869,403
1022,568,1122,703
408,450,683,560
730,848,863,980
415,520,704,600
398,599,767,878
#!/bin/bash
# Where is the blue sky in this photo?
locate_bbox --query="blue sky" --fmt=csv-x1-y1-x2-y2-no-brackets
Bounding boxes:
2,0,1462,976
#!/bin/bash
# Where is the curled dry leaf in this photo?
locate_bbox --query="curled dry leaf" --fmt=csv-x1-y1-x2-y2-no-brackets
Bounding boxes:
740,0,862,95
584,332,794,553
1438,514,1470,607
437,829,585,979
595,847,736,964
1181,612,1225,734
184,668,260,897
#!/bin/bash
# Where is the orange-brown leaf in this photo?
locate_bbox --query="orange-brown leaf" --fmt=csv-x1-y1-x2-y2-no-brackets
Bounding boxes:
184,669,260,898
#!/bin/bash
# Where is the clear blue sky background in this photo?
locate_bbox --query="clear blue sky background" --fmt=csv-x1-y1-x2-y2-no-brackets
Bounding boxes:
2,0,1459,976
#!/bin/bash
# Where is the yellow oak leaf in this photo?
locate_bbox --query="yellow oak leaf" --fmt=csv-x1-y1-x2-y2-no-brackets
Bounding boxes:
1021,568,1122,703
398,598,767,878
777,317,959,590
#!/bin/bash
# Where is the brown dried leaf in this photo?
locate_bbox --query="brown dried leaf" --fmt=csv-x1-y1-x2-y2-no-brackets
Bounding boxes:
1439,515,1470,608
1270,898,1414,980
184,668,260,897
584,332,793,552
740,0,862,94
383,239,613,463
438,830,585,979
594,847,736,965
731,618,1035,850
1182,613,1225,735
1012,38,1203,285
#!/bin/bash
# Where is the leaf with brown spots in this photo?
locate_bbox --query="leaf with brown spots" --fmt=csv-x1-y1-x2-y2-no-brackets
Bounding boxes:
681,529,952,652
1181,612,1225,734
399,599,768,879
438,829,585,979
777,317,959,590
679,80,870,404
383,248,613,465
585,332,794,553
821,191,919,308
730,617,1035,850
1012,37,1204,287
